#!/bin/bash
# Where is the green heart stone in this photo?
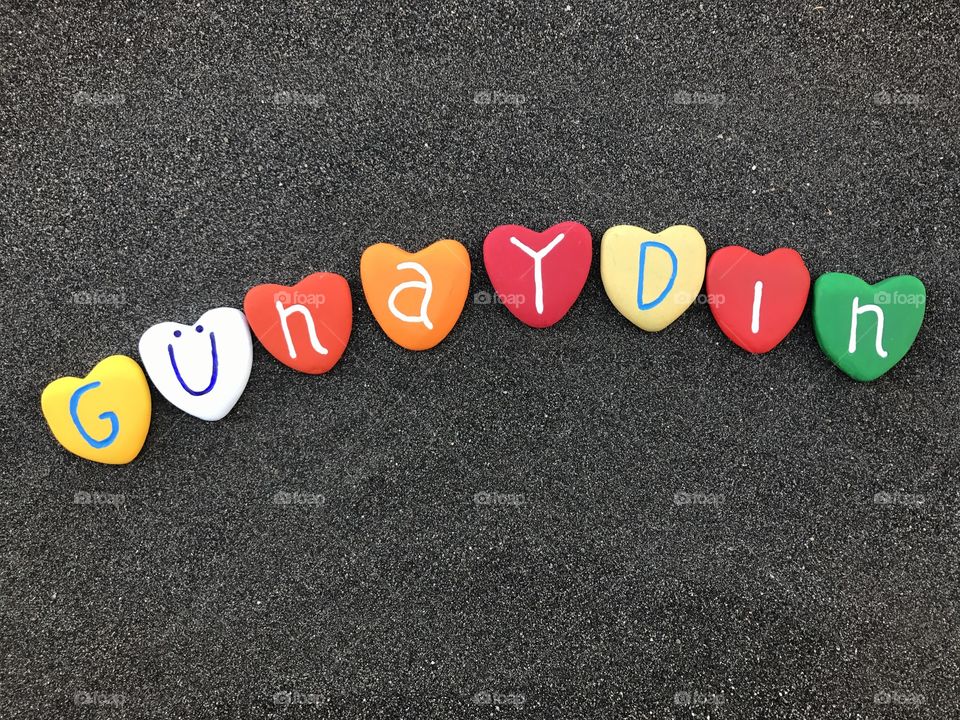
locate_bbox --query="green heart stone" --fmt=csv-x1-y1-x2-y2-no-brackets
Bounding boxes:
813,273,926,382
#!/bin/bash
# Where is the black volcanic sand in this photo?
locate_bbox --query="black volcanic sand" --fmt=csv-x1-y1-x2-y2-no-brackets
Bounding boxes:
2,3,959,719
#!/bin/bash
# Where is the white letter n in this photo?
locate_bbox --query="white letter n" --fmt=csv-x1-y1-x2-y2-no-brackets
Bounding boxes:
849,297,888,358
275,301,329,359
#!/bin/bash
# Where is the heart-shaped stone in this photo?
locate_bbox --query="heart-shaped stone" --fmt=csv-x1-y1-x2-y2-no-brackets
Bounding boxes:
706,246,811,353
600,224,707,331
360,239,471,350
138,307,253,420
483,221,592,328
244,272,352,374
813,273,926,381
41,355,152,464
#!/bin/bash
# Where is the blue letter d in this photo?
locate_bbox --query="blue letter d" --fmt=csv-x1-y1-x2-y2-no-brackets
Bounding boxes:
637,240,678,310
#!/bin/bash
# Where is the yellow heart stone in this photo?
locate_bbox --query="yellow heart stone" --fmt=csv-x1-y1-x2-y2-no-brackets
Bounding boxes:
600,224,707,331
41,355,152,464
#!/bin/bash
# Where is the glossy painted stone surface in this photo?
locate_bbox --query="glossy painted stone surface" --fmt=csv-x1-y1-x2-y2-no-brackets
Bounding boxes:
41,355,151,464
139,307,253,420
601,224,707,332
360,239,471,351
813,273,926,381
244,272,352,374
483,221,592,328
706,246,811,353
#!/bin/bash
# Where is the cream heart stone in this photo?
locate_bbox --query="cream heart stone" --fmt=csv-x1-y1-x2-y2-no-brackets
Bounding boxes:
138,307,252,421
600,224,707,331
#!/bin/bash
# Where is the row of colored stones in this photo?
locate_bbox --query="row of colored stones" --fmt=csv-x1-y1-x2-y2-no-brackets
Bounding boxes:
41,222,926,463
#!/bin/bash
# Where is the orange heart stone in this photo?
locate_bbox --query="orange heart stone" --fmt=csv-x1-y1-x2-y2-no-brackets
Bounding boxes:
360,239,471,351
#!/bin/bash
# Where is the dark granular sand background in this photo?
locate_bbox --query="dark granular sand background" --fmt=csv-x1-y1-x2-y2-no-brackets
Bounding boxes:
2,3,959,718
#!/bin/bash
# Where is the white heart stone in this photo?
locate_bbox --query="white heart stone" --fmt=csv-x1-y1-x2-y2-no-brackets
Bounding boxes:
138,307,252,421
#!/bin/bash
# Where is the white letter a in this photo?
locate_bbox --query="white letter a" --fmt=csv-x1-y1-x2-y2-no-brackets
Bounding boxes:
388,262,434,329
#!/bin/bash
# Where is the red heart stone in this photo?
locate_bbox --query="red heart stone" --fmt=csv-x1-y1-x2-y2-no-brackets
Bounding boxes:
482,221,592,328
243,272,352,374
706,246,810,353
